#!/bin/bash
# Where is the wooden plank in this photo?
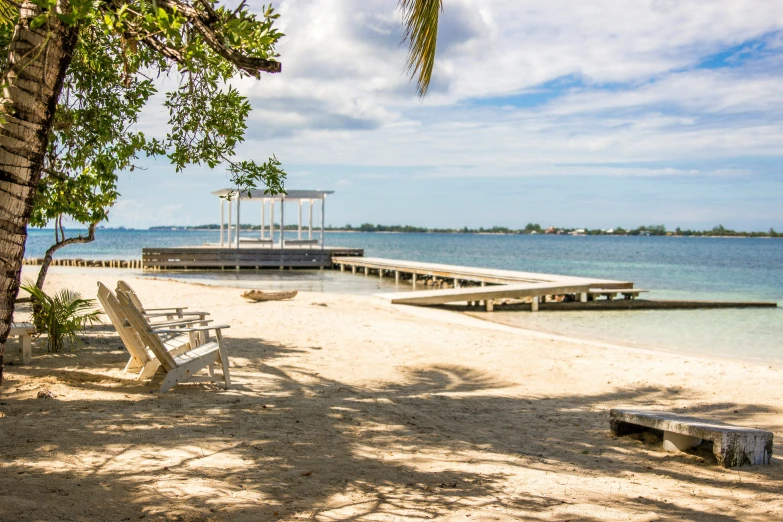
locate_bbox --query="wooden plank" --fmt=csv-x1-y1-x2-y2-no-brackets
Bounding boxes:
376,282,590,306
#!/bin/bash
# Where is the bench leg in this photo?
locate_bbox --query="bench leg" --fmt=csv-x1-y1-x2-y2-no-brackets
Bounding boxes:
609,419,647,437
663,431,702,452
20,334,31,365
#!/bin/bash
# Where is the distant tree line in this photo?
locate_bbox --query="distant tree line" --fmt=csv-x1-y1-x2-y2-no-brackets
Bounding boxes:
150,222,781,237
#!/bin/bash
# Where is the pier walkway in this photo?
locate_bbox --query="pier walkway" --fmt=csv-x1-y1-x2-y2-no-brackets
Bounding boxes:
333,256,635,312
332,257,632,288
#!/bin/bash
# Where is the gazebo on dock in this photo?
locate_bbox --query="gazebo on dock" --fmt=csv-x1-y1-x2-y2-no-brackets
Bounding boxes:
212,189,334,249
142,188,362,270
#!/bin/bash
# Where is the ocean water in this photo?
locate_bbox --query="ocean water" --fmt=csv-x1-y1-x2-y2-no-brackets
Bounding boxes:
24,228,783,365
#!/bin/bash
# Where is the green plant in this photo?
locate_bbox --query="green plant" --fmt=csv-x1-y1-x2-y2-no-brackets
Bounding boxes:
21,282,102,353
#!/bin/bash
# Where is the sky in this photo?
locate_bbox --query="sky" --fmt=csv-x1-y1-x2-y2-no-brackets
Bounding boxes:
109,0,783,231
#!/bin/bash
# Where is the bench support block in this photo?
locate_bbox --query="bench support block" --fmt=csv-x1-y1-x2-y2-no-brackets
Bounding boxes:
663,431,702,452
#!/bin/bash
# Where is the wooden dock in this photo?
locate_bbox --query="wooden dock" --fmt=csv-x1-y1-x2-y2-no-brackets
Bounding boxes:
143,246,363,270
334,256,635,312
376,282,593,311
332,257,633,288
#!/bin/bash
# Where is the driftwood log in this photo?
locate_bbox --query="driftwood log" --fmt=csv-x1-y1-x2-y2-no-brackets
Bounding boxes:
241,290,298,302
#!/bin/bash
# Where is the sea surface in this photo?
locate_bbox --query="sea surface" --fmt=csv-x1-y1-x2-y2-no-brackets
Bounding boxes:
25,228,783,365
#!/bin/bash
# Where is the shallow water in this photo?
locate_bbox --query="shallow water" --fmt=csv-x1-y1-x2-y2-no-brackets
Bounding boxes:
25,229,783,365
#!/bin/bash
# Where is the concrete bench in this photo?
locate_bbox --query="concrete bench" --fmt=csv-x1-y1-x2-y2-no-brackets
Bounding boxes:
9,321,35,365
610,408,773,468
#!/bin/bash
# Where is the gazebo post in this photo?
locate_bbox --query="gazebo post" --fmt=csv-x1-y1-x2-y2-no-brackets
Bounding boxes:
227,199,233,247
235,192,241,248
280,197,285,247
219,198,224,247
298,200,302,240
321,195,326,248
262,199,265,240
308,199,313,240
270,199,275,244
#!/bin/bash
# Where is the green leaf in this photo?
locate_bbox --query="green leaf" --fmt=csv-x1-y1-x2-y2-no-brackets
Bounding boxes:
29,13,48,29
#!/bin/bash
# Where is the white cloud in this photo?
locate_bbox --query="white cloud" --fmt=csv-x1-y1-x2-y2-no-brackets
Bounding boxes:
116,0,783,229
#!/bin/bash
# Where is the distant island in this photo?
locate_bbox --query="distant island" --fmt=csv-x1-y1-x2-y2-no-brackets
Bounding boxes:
149,223,781,238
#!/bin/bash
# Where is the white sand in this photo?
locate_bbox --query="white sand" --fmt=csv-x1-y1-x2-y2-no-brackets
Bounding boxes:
1,266,781,521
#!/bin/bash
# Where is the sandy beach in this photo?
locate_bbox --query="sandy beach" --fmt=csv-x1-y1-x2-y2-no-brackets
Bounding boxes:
1,266,781,521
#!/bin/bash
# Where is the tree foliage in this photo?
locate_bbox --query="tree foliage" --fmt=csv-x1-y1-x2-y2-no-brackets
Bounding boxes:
2,0,288,217
0,0,289,289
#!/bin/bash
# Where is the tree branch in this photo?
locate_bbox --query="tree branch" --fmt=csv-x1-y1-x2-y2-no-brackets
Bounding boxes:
154,0,281,76
139,34,187,64
36,221,97,289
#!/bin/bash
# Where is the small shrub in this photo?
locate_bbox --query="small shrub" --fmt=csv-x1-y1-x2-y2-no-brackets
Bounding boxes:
21,282,102,353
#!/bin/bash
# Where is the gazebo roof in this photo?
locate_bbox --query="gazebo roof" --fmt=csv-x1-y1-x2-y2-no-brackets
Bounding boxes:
211,189,333,200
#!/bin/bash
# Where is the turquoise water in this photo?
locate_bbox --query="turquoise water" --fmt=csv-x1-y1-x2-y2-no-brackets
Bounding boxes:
25,229,783,364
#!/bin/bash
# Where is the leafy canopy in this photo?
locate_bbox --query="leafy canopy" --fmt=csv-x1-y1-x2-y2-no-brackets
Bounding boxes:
2,0,287,230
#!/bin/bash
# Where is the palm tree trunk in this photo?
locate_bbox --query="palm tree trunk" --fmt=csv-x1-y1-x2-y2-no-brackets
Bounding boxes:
0,1,79,383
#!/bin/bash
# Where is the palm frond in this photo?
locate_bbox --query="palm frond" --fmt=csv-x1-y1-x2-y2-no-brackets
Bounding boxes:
0,0,18,27
21,281,101,352
399,0,442,96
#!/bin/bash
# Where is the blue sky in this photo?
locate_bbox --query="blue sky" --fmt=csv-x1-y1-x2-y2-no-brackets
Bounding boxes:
109,0,783,231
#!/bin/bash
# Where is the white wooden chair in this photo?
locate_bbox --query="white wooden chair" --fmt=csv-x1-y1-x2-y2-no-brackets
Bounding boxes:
116,280,210,323
97,282,208,381
116,289,231,392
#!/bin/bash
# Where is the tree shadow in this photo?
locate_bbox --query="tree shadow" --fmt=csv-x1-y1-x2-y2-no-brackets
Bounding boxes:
1,329,781,521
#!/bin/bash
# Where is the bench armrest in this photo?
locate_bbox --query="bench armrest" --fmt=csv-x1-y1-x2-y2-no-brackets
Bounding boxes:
150,319,213,329
144,313,210,322
143,306,189,312
143,310,208,317
153,324,230,334
130,318,213,328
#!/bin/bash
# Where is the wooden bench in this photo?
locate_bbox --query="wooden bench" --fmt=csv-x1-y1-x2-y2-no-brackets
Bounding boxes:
239,238,274,244
9,322,35,365
284,239,319,246
610,408,773,467
590,288,648,300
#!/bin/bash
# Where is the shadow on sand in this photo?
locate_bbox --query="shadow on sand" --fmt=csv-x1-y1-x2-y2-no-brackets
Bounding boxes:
1,329,781,521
